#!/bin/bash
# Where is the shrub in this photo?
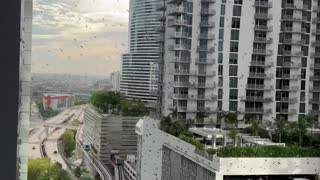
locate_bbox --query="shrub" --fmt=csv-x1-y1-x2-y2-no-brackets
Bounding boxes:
215,146,320,158
179,134,204,150
62,130,75,157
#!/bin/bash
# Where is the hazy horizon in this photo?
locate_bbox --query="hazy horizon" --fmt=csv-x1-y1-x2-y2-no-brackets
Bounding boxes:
31,0,129,76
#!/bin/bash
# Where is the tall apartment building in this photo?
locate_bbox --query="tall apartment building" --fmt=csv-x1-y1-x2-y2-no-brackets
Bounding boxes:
110,71,121,92
158,0,320,127
120,0,161,105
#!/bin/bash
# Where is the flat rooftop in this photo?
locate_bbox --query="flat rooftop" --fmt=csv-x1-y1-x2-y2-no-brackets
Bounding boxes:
189,127,227,139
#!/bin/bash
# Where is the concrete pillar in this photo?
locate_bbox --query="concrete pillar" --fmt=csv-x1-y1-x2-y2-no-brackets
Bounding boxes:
215,173,224,180
223,135,227,147
212,136,216,149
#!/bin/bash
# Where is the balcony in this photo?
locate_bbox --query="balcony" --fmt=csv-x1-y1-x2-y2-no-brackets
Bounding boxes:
201,9,216,15
199,33,215,40
310,64,320,69
309,98,320,104
254,25,273,31
254,1,272,8
241,96,273,102
168,44,190,51
168,105,187,112
195,58,216,65
168,19,190,26
201,0,216,3
277,109,297,115
242,108,272,114
282,15,309,22
197,83,216,89
249,73,273,79
282,27,308,33
155,4,165,11
254,37,273,44
281,39,307,45
197,107,218,113
173,81,196,87
200,22,215,28
170,69,190,75
311,40,320,46
312,17,320,23
189,94,218,101
312,29,320,35
252,49,273,55
310,52,320,58
196,71,216,77
310,75,320,81
255,13,272,19
197,46,215,52
283,3,309,10
167,7,190,15
171,32,190,39
246,84,274,91
313,6,320,12
278,62,302,69
169,94,189,99
277,86,299,91
277,74,300,80
279,51,304,57
250,61,274,67
278,97,298,104
309,86,320,92
155,25,165,32
170,57,191,63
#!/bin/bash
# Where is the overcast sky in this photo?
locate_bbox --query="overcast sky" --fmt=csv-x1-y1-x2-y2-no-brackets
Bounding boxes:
32,0,129,76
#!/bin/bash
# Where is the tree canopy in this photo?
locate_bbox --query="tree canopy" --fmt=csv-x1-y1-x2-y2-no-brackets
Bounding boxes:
28,158,70,180
90,91,147,116
62,130,76,157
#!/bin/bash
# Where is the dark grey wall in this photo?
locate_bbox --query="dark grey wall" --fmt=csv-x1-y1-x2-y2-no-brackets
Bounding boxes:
0,0,21,178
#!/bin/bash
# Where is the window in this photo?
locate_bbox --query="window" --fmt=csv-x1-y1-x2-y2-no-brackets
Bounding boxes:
218,53,223,63
218,89,223,99
229,53,238,64
229,65,238,76
230,89,238,100
301,80,305,90
299,103,306,113
231,18,240,28
230,77,238,88
218,65,223,75
219,29,224,40
230,42,239,52
234,0,243,4
221,5,226,15
233,6,242,16
219,77,223,87
229,101,238,111
219,41,223,51
218,101,223,111
222,0,226,3
220,17,225,27
231,30,239,40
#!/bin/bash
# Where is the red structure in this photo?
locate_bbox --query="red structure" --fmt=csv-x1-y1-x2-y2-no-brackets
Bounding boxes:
43,94,75,110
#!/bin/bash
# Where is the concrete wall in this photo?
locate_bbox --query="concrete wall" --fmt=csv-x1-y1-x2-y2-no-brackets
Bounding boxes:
17,0,33,179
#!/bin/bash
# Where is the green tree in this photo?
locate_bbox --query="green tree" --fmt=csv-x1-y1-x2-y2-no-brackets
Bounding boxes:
75,166,82,177
28,158,70,180
62,130,76,157
298,116,311,147
274,117,286,143
224,112,238,128
228,129,239,147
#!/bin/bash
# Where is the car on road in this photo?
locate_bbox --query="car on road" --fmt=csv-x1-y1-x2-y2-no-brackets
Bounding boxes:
32,146,36,150
53,151,57,154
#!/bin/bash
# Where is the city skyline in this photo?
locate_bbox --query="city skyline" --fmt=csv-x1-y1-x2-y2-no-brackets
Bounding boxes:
32,0,129,76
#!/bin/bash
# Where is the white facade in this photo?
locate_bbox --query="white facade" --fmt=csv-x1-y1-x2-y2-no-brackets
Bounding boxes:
120,0,160,104
17,0,33,179
158,0,320,127
111,71,121,92
135,117,320,180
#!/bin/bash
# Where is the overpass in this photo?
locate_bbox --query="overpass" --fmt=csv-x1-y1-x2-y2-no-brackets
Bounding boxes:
30,122,78,130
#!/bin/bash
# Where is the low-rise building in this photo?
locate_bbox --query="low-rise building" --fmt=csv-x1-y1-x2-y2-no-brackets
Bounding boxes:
82,105,141,172
43,93,75,110
135,117,320,180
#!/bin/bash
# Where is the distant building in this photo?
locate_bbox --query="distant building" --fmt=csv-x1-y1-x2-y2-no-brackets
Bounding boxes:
110,71,121,92
135,117,320,180
82,105,141,172
119,0,160,104
43,93,75,110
